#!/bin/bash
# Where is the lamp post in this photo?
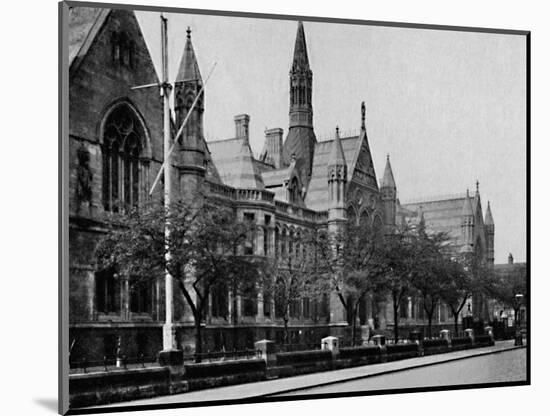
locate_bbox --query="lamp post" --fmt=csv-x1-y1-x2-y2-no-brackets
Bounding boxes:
514,293,524,346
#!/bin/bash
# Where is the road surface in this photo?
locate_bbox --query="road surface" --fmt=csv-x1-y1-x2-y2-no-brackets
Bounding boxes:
270,347,526,396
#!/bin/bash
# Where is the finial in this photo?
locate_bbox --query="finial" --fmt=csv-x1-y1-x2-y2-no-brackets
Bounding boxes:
386,153,390,161
476,180,479,194
466,188,470,197
186,26,191,39
336,125,339,136
361,101,366,129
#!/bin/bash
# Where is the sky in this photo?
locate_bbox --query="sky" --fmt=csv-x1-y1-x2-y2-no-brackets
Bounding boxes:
135,11,527,264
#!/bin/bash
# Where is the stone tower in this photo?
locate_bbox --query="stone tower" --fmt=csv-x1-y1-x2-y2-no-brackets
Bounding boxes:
327,126,347,328
380,155,397,232
461,189,475,253
282,21,317,180
174,27,205,197
485,201,495,266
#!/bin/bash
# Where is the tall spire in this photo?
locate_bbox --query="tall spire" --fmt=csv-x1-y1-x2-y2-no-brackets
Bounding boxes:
292,21,310,70
176,27,202,83
361,101,366,131
283,21,316,179
381,154,396,190
485,201,494,226
328,126,346,167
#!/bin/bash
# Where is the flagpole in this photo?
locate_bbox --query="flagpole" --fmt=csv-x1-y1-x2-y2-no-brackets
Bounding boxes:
159,13,178,360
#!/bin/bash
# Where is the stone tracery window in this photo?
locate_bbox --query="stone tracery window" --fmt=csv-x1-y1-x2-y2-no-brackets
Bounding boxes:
102,104,147,213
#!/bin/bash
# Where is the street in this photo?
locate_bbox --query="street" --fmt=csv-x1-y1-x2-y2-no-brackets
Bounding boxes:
94,341,526,410
272,347,526,396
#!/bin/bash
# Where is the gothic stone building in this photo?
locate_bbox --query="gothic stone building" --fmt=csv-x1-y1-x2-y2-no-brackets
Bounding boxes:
68,7,495,362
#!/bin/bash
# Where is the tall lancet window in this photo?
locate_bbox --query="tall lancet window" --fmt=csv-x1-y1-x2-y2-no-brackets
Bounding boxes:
102,104,146,213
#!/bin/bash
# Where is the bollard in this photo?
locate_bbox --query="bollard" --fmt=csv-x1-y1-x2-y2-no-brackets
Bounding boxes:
321,336,339,357
254,339,276,365
464,328,474,345
372,334,386,346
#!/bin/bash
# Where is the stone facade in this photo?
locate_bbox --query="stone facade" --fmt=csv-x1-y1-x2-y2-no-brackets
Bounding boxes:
67,7,496,364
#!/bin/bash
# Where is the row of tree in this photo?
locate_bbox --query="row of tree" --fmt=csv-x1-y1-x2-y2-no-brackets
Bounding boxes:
95,198,526,361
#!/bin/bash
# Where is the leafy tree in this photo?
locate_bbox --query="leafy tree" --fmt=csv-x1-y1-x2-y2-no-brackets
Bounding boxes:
483,263,527,328
439,255,473,337
306,221,388,345
96,198,263,362
410,231,453,338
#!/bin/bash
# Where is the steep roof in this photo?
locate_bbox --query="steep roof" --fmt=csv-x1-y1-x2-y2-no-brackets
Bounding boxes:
208,137,265,189
176,28,203,83
68,6,110,70
461,190,474,217
400,194,474,242
304,136,360,211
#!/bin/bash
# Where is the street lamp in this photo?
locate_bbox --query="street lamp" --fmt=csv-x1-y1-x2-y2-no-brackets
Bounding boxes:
514,293,524,346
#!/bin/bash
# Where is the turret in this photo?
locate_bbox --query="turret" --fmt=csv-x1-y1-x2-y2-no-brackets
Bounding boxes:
327,126,347,224
461,189,474,252
174,27,205,191
327,126,348,327
380,155,397,230
485,201,495,265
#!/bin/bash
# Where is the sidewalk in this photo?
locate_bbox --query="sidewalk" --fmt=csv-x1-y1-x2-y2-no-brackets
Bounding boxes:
95,340,523,408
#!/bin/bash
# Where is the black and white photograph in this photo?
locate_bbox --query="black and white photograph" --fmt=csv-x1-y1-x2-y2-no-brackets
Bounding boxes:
59,1,529,414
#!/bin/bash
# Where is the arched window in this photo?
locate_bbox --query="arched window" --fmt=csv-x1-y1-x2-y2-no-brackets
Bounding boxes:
95,268,120,314
102,104,146,213
289,176,300,204
211,280,228,318
347,206,357,226
130,277,152,314
359,210,369,226
274,226,280,258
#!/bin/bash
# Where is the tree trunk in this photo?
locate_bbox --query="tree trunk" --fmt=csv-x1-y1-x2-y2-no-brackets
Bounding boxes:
194,318,203,363
427,313,433,338
453,312,459,337
283,316,289,346
393,301,399,343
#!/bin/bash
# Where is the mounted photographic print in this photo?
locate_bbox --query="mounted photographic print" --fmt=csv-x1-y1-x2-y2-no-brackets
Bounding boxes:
59,1,529,414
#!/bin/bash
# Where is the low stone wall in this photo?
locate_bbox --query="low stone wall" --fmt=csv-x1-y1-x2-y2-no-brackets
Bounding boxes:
385,343,420,361
422,339,450,356
70,335,499,409
274,350,334,377
184,359,267,390
69,367,176,408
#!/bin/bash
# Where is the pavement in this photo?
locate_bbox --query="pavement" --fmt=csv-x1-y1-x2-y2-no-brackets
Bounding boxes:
96,340,524,409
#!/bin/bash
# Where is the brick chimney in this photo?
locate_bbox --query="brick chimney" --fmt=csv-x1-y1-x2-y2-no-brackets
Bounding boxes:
264,128,283,168
508,253,514,264
234,114,250,142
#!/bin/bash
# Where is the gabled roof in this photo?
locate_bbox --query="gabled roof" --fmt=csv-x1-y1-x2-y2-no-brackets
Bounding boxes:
69,7,111,71
304,136,360,211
